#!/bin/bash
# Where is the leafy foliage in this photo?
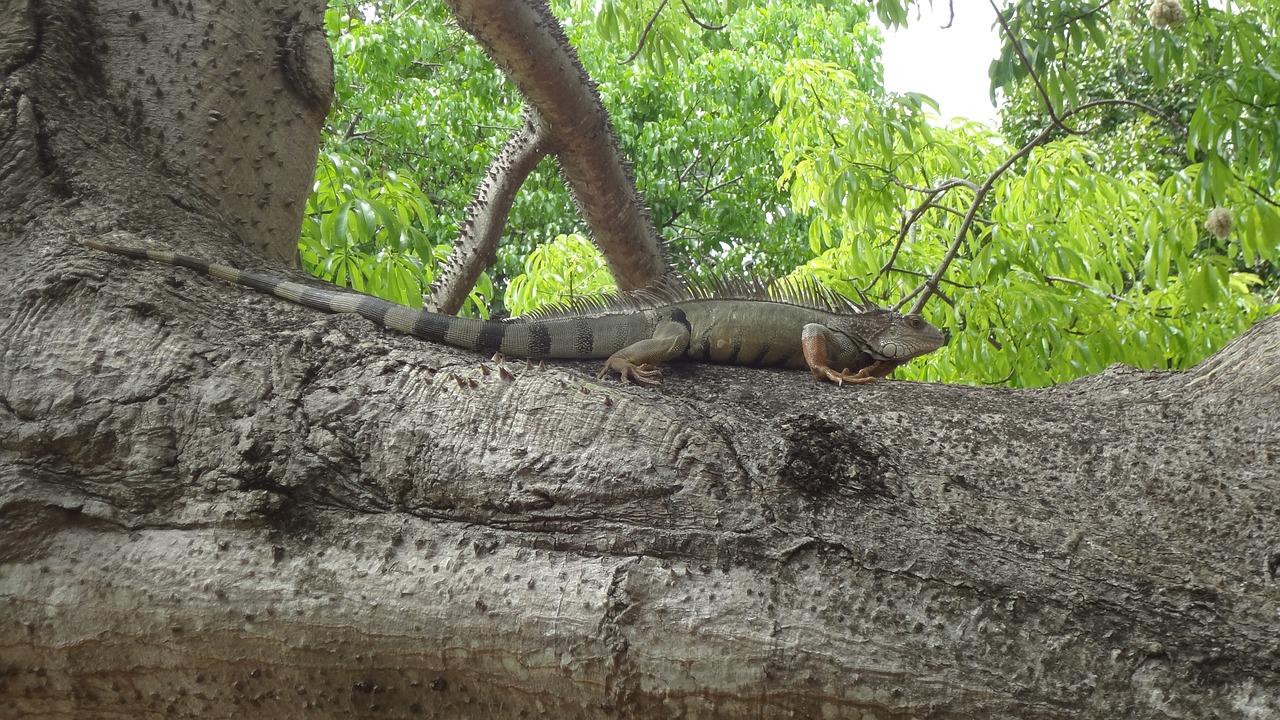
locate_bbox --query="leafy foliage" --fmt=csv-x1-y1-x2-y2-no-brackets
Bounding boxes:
504,233,615,317
313,0,882,305
769,0,1277,386
315,2,557,304
576,2,883,279
302,151,493,317
994,0,1280,255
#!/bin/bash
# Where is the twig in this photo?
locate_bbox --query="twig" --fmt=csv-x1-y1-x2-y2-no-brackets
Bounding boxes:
391,0,424,23
905,123,1055,314
981,364,1017,385
894,266,970,284
680,0,725,31
886,268,959,306
988,0,1084,135
622,0,671,65
866,175,988,293
872,188,947,291
890,176,981,194
1051,0,1118,31
1243,181,1280,210
342,112,364,140
1070,98,1184,134
933,202,993,223
657,141,742,229
1044,274,1129,303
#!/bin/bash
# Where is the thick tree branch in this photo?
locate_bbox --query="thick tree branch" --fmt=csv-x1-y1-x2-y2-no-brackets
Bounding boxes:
5,226,1280,716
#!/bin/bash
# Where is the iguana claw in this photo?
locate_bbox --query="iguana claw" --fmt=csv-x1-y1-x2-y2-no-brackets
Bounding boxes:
597,357,664,386
810,364,879,386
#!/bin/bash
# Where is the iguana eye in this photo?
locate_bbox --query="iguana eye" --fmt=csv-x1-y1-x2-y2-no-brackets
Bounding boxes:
908,317,921,328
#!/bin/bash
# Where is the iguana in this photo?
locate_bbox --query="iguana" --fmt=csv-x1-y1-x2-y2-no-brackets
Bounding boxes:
83,240,946,386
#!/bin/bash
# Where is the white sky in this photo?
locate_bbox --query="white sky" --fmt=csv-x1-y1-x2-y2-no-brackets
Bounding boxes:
880,3,1003,125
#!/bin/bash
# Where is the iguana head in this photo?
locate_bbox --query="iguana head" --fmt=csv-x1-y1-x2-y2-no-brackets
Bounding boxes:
843,308,947,363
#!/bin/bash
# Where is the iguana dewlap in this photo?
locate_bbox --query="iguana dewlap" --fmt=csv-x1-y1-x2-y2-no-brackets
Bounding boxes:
84,241,946,386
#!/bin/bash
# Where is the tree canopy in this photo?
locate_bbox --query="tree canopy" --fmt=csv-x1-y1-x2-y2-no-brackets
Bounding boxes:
308,0,1278,387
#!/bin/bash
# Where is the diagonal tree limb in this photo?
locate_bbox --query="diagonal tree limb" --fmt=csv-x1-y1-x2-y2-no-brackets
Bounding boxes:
904,123,1054,315
430,111,551,313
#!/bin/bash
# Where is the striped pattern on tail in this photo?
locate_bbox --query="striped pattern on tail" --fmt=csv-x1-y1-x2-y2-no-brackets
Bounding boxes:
82,240,653,360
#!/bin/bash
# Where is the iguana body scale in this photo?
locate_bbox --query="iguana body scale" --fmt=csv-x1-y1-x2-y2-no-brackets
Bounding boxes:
84,241,946,385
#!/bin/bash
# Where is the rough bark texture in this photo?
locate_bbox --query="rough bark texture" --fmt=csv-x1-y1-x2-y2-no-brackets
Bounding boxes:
0,0,329,263
4,0,1280,719
440,0,669,293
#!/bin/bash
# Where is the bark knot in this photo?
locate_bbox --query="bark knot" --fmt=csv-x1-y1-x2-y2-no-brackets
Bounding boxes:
278,20,332,113
777,414,895,498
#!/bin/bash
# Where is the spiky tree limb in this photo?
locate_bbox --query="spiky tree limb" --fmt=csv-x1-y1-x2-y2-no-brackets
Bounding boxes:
430,112,550,313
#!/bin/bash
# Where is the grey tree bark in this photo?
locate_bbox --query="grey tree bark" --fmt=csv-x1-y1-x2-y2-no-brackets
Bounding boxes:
2,0,1279,719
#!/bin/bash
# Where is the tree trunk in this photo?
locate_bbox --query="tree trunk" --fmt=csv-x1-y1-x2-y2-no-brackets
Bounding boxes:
3,1,1280,719
0,0,331,263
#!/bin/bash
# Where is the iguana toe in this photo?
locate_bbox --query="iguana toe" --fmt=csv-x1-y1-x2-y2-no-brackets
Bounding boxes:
622,363,663,386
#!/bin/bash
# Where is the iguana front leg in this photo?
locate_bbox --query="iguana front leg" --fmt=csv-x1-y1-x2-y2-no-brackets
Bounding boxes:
597,319,690,386
801,323,899,386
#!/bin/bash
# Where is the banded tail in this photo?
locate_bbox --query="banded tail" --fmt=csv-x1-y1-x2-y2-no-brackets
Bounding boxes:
81,240,647,360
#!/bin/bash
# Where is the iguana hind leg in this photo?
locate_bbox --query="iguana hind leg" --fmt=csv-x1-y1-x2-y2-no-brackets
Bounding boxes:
801,323,899,386
597,319,690,386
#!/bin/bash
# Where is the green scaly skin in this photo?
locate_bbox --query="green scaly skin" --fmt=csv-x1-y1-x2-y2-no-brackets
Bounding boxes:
83,240,946,386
